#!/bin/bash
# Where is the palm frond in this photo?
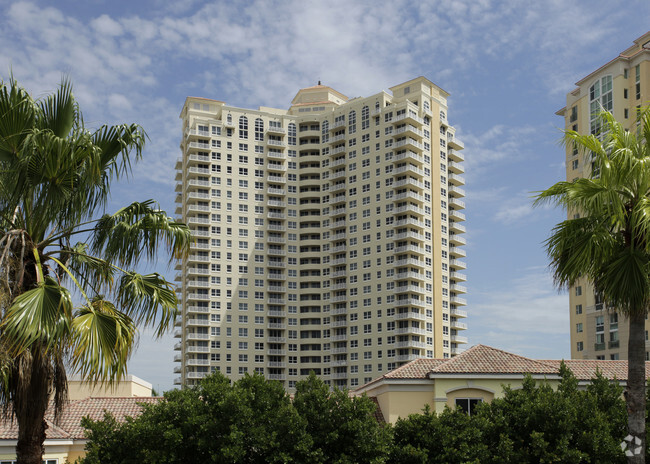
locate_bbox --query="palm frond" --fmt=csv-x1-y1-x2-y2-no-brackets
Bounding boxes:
1,276,72,356
117,271,178,337
37,77,77,138
91,200,191,267
70,298,135,383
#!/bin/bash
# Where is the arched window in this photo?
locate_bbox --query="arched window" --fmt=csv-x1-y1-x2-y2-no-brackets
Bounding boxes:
349,110,356,134
239,116,248,139
288,123,296,146
589,75,612,136
321,120,329,143
255,118,264,141
226,113,232,125
361,106,369,130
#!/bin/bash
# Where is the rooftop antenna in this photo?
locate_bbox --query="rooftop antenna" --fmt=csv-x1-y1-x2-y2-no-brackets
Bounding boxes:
318,80,321,85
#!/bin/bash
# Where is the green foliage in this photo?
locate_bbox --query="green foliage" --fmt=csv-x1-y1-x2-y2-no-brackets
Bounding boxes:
292,373,392,463
81,372,393,464
392,365,627,464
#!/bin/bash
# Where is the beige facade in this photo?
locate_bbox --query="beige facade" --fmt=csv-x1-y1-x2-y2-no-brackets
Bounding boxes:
355,344,648,424
67,374,152,400
557,32,650,361
174,77,467,390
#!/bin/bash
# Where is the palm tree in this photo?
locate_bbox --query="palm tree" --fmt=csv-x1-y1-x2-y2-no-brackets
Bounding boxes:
0,77,190,464
535,109,650,463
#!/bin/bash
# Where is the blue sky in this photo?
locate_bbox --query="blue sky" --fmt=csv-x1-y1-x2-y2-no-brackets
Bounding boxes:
1,0,648,392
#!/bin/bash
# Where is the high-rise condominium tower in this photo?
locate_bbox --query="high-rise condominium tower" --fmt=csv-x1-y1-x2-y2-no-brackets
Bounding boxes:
557,32,650,361
174,77,467,390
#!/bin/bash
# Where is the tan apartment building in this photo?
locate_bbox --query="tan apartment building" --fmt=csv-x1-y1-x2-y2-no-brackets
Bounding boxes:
174,77,467,390
557,32,650,361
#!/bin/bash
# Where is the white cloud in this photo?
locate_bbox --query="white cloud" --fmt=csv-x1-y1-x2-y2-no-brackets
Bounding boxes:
467,267,570,358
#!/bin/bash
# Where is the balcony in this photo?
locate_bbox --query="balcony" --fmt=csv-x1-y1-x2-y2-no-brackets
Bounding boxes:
449,259,467,270
594,342,606,351
450,320,468,330
267,139,287,147
393,178,425,189
268,187,285,195
393,312,426,321
448,174,465,186
450,335,468,344
267,349,286,355
450,272,467,282
267,374,287,381
448,161,464,174
395,298,426,307
448,149,464,162
394,258,425,268
186,318,210,326
449,246,466,258
449,222,466,234
267,125,286,135
394,151,424,164
393,285,424,294
448,185,465,197
448,136,464,150
449,234,466,246
608,340,620,349
396,340,426,348
186,305,210,314
449,210,466,222
397,354,420,362
267,163,287,172
396,327,426,335
267,175,286,183
450,284,467,294
395,271,424,280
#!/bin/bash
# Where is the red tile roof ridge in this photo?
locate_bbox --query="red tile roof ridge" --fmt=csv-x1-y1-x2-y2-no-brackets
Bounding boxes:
429,344,559,375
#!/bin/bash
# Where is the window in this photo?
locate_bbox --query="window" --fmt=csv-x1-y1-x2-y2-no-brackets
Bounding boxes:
255,118,264,141
577,341,584,352
239,116,248,139
576,323,583,333
589,75,612,136
455,398,482,415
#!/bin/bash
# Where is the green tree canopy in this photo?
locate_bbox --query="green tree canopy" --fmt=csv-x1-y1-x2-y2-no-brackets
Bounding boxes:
81,372,392,464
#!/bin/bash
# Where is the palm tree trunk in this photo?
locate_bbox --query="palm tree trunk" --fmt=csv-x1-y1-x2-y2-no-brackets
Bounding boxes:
627,310,646,464
15,350,51,464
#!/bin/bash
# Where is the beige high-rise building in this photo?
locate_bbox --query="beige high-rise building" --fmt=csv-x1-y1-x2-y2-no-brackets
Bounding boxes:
173,77,467,390
557,32,650,361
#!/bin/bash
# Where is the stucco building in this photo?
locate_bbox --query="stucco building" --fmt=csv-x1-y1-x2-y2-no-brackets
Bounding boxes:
174,77,467,390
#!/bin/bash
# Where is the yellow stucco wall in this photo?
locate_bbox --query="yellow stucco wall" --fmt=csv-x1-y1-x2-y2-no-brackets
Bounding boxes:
365,376,565,422
67,375,152,400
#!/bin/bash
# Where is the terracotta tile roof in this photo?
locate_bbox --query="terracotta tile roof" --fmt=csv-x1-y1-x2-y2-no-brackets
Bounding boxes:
430,345,559,375
385,358,447,379
0,397,160,440
542,359,650,381
355,345,650,392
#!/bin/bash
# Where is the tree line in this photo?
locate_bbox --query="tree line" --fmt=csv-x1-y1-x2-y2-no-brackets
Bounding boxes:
81,366,634,463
